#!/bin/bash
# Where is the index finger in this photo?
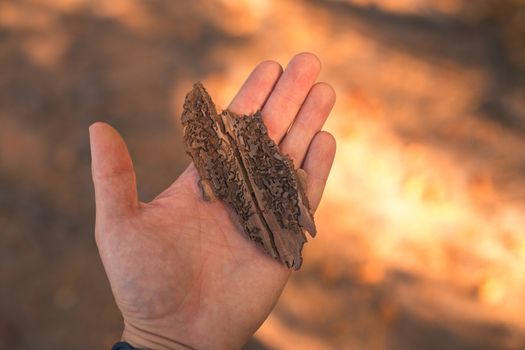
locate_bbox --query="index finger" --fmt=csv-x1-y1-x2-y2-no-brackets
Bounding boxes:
228,60,283,115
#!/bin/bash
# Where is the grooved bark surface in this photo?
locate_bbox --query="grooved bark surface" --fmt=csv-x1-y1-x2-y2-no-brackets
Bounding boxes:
181,82,316,269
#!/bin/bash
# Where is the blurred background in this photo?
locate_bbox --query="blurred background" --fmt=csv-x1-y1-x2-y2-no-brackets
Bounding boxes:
1,0,525,349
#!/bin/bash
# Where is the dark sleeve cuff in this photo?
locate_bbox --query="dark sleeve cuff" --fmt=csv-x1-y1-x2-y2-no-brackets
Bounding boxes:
111,341,135,350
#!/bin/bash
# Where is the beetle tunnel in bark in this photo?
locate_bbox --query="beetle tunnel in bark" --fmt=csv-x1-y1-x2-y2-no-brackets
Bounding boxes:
181,82,317,269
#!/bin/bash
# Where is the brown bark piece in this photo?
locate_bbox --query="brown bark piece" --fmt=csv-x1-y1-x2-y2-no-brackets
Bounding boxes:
181,82,316,269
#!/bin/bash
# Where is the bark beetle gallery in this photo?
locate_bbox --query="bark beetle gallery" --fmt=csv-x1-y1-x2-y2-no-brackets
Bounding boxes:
181,82,317,269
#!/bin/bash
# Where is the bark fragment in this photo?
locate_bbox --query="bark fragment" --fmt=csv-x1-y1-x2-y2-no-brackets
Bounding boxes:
181,82,316,269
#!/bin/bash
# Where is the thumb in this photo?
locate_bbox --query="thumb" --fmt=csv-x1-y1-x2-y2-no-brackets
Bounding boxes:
89,122,139,222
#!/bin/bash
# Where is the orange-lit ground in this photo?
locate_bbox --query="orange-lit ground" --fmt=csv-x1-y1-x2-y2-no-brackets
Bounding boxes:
1,1,525,349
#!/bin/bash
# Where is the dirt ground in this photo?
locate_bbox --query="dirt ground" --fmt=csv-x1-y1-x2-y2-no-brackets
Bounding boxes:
1,0,525,349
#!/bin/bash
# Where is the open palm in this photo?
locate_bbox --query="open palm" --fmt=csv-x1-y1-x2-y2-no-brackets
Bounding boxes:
89,53,336,350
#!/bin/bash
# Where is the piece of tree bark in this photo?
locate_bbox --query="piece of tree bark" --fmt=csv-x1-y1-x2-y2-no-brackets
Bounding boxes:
181,82,316,269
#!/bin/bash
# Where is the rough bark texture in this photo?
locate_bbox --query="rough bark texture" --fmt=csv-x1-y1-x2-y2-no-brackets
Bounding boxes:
181,82,316,269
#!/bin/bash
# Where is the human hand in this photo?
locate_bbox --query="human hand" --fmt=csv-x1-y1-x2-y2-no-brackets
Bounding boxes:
89,53,336,350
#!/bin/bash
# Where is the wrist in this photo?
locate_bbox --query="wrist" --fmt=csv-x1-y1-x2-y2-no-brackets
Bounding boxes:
122,322,194,350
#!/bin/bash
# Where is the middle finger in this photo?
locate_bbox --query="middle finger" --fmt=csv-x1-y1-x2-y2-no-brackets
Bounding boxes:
261,52,321,143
